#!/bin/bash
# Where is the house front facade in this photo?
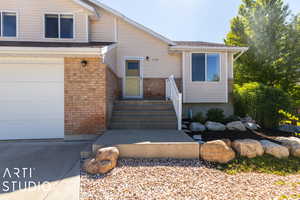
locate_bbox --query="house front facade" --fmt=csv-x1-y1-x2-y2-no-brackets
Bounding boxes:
0,0,248,140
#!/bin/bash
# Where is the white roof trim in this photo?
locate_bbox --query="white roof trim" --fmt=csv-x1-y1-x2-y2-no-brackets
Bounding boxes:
0,46,107,56
169,45,249,52
72,0,99,16
86,0,176,45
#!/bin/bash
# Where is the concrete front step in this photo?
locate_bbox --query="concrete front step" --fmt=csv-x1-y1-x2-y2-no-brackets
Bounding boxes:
92,130,199,159
115,100,172,105
114,104,174,111
112,110,175,116
110,122,177,129
111,116,177,122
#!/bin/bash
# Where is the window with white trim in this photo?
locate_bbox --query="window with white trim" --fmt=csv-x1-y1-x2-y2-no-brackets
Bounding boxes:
192,53,220,82
45,14,74,39
0,11,17,37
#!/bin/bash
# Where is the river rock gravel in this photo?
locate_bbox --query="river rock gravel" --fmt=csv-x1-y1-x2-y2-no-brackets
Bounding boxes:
80,158,300,200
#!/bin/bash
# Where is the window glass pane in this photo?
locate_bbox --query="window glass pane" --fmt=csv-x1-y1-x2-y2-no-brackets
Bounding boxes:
45,14,58,38
192,53,205,81
60,14,73,38
126,60,140,76
207,54,220,81
3,12,16,37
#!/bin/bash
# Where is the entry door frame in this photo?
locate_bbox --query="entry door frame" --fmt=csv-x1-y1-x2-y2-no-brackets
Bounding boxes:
123,56,144,99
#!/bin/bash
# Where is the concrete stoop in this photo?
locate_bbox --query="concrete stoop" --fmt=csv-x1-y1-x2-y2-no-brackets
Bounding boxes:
90,130,200,159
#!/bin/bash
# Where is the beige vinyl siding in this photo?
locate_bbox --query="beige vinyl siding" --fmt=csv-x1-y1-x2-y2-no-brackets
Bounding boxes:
103,46,117,74
227,53,234,79
0,0,90,42
89,8,115,42
116,19,181,78
183,52,229,103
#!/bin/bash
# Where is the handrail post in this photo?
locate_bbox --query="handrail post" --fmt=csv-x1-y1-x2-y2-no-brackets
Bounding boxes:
178,93,182,130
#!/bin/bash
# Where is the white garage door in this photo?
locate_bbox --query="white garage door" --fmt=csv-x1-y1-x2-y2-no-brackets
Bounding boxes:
0,57,64,140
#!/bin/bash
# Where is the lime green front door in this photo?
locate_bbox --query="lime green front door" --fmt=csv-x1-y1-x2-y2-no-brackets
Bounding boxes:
124,60,142,98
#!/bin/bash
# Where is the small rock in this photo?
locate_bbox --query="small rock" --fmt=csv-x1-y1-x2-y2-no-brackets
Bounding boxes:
97,160,116,174
190,122,206,132
205,121,226,131
260,140,289,159
200,140,236,163
193,135,202,140
244,122,258,130
226,121,246,132
232,139,264,158
276,137,300,157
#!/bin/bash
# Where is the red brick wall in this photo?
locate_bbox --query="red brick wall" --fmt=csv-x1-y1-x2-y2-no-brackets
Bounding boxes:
105,67,121,127
65,57,107,135
143,78,182,99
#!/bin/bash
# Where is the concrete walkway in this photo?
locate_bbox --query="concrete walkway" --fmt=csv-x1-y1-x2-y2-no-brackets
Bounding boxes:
0,141,90,200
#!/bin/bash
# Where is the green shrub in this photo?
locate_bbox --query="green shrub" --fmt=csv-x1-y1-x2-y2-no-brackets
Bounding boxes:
206,108,225,123
233,82,291,129
224,115,240,123
193,112,206,123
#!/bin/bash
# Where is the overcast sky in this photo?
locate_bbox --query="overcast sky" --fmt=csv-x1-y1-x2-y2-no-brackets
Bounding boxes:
98,0,300,43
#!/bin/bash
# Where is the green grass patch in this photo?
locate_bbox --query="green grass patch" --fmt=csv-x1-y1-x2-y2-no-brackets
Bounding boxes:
218,155,300,176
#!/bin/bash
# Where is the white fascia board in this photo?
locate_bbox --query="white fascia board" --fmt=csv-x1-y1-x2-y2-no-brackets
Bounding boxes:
169,46,249,52
0,47,104,56
86,0,176,45
72,0,99,17
101,43,117,55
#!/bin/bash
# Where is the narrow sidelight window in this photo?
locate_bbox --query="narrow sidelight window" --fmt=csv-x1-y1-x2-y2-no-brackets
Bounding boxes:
45,14,74,39
0,12,17,37
192,53,220,82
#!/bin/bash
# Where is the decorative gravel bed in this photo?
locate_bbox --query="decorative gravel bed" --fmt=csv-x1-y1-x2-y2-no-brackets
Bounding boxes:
80,158,300,200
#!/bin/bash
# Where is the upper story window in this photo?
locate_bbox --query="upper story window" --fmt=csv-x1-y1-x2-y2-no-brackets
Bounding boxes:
0,12,17,37
192,53,220,82
45,14,74,39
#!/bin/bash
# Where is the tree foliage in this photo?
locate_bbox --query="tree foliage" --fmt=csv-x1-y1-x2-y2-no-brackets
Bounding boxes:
225,0,300,99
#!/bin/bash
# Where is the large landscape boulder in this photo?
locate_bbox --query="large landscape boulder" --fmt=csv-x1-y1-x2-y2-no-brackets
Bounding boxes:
83,159,117,174
232,139,264,158
200,140,236,163
260,140,289,159
226,121,246,132
84,147,120,174
190,122,206,132
276,137,300,157
205,121,226,132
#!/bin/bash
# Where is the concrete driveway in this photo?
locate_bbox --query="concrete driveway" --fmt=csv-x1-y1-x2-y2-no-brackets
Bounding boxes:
0,141,90,200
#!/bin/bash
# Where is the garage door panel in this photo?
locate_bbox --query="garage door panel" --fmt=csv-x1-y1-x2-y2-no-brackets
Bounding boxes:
0,101,63,120
0,64,64,82
0,119,64,140
0,83,64,100
0,58,64,140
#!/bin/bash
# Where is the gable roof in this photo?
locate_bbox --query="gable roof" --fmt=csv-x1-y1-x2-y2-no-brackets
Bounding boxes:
75,0,176,45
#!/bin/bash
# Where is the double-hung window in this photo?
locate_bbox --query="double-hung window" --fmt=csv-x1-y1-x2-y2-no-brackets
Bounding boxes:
192,53,220,82
45,14,74,39
0,11,17,37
